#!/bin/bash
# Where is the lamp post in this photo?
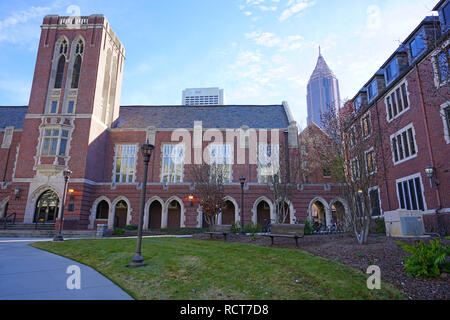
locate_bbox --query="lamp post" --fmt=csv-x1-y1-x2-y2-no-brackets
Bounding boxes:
129,142,154,268
424,166,440,188
357,189,364,218
53,169,72,242
239,177,246,229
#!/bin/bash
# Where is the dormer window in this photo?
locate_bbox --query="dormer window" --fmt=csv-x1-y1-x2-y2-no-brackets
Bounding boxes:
385,58,399,84
409,30,426,60
367,80,378,102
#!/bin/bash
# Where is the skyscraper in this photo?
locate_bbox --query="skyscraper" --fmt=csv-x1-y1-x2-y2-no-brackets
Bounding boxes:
307,48,341,129
182,87,225,106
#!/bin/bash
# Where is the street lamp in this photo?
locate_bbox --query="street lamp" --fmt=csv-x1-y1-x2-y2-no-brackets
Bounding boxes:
425,166,440,188
239,177,246,229
128,142,155,268
53,169,72,242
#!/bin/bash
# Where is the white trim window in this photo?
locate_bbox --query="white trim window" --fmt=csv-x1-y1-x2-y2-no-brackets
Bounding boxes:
385,80,410,122
209,144,232,183
365,148,377,175
40,127,70,157
1,127,14,149
390,124,417,165
432,40,450,87
351,157,360,181
361,113,372,138
114,145,137,184
258,144,280,184
396,173,426,211
441,101,450,144
161,144,184,183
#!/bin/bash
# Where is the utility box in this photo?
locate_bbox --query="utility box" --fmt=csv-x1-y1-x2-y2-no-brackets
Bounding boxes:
384,210,424,237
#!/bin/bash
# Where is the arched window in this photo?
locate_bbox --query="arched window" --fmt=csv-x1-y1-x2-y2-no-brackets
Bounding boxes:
71,55,82,89
59,40,68,55
54,55,66,89
75,39,84,55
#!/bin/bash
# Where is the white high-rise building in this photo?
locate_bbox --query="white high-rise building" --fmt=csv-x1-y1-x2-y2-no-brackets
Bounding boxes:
182,87,225,106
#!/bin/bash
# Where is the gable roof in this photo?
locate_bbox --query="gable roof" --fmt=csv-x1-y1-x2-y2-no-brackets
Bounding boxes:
113,105,291,129
0,106,28,129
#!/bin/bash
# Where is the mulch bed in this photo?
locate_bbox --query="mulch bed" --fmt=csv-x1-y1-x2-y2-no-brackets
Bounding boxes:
193,232,449,300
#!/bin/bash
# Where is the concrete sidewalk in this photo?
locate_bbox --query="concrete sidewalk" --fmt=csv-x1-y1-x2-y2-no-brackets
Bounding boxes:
0,239,133,300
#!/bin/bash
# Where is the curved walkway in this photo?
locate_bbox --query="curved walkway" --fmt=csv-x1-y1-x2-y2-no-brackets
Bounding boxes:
0,238,133,300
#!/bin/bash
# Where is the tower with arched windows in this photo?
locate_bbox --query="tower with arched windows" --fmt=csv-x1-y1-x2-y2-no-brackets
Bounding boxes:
9,15,126,228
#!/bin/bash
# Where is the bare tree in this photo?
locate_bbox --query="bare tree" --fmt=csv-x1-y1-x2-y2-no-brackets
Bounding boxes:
188,164,225,229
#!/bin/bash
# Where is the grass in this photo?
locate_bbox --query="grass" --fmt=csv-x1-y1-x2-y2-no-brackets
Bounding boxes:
31,238,404,300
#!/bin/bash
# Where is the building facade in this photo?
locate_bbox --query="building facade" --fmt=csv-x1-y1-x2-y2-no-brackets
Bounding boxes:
307,49,341,130
0,15,346,231
182,87,225,106
344,1,450,234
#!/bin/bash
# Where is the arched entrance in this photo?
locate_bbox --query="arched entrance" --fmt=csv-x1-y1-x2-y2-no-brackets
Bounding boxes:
34,190,59,223
331,201,346,225
114,200,128,228
167,200,181,228
96,200,109,220
308,197,331,228
222,200,235,225
257,201,271,227
148,201,162,229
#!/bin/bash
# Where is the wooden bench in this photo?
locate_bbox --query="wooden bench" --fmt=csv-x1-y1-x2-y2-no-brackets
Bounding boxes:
263,224,305,247
205,225,233,241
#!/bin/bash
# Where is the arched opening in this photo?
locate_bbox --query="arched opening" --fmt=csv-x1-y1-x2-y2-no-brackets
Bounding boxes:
222,200,235,225
96,200,109,220
34,190,59,223
114,200,128,228
331,201,346,226
71,55,82,89
257,201,271,227
311,201,327,227
54,55,66,89
167,200,181,228
148,201,162,229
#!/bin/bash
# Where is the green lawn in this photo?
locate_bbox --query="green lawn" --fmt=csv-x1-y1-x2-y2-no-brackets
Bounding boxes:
32,238,404,300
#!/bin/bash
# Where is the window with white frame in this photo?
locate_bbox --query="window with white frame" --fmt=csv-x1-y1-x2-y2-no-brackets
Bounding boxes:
391,124,417,164
437,48,449,83
396,174,425,211
361,114,371,138
369,187,382,217
441,102,450,144
114,145,137,184
367,79,378,102
1,127,14,149
161,144,184,183
258,144,280,184
385,81,409,122
209,144,232,183
365,148,376,174
40,128,70,157
351,158,360,180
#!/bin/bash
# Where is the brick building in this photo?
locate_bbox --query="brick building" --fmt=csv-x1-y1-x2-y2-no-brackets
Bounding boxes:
344,0,450,234
0,15,346,232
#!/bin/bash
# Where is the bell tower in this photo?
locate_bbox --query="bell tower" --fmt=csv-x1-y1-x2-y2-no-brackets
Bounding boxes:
12,15,125,227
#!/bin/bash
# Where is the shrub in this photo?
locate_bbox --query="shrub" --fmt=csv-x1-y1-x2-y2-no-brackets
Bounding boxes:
231,222,241,234
398,239,450,278
304,219,315,235
374,218,386,235
112,228,125,236
242,222,262,234
125,225,138,231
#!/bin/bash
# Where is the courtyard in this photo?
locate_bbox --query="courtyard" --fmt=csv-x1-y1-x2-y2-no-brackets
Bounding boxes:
30,232,448,301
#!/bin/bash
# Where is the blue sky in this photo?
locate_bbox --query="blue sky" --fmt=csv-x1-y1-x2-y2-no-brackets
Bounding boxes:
0,0,438,128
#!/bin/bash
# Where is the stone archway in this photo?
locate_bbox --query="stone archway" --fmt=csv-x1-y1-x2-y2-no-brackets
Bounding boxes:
252,197,276,226
24,185,63,223
34,190,60,223
330,198,350,230
89,196,112,229
144,197,164,230
110,197,132,230
163,196,185,229
0,197,9,218
219,196,239,225
308,197,331,227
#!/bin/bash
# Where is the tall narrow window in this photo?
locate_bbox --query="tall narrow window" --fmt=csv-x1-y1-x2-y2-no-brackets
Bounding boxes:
161,144,184,183
114,145,137,184
71,55,82,89
54,55,66,89
209,144,232,183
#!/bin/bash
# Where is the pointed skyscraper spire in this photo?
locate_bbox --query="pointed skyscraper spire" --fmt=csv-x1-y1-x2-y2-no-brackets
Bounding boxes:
309,48,336,83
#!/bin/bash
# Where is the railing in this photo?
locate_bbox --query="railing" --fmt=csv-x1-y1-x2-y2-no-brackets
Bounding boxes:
1,213,16,229
58,17,89,26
